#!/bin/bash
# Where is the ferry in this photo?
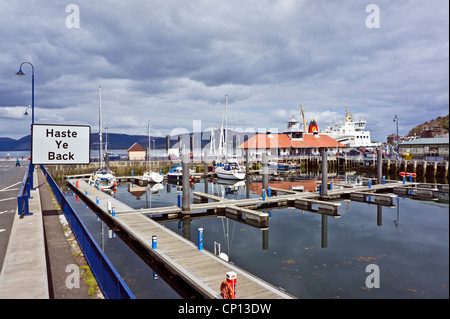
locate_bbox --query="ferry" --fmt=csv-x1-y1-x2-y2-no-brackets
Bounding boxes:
322,106,380,149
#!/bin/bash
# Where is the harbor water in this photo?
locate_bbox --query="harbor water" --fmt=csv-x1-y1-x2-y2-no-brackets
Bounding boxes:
60,173,449,299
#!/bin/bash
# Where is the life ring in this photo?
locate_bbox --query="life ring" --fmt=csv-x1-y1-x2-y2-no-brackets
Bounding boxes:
220,281,235,299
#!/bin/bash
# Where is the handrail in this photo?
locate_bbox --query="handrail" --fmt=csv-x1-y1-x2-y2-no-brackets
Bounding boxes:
17,163,33,215
40,165,135,299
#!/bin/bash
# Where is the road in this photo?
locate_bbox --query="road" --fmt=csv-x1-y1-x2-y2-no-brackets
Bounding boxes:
0,160,27,271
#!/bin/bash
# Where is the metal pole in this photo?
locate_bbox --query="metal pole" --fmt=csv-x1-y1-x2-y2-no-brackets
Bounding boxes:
262,151,268,192
321,149,328,197
182,154,190,211
377,148,383,184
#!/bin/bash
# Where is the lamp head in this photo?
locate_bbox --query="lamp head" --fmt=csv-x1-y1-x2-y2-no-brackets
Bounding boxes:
24,105,31,116
15,69,26,76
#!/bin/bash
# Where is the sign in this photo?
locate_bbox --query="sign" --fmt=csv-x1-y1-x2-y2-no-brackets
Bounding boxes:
32,124,90,164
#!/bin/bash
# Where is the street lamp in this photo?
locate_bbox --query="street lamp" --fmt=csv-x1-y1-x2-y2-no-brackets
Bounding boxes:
16,62,35,125
393,114,399,158
16,61,35,188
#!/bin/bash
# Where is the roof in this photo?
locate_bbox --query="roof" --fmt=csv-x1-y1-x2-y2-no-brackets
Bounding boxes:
127,142,146,152
400,137,449,146
238,133,347,149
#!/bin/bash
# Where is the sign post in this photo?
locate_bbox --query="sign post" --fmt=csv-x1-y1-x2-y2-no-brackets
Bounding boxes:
31,124,90,165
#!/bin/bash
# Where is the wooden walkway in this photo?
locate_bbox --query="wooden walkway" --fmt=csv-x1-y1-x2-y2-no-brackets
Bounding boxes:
68,178,295,299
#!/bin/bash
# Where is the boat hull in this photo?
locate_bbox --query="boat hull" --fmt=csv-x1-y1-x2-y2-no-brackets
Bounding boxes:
216,170,245,180
144,171,163,183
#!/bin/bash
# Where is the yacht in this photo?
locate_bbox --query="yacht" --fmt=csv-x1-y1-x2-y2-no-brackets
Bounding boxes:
89,86,116,189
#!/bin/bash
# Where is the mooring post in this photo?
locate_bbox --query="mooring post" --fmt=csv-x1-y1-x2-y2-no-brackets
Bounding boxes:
245,148,250,174
182,153,191,211
262,151,268,192
321,149,328,197
198,227,203,250
377,148,382,184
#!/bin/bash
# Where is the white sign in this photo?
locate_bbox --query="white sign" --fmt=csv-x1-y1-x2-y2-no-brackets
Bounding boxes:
32,124,90,164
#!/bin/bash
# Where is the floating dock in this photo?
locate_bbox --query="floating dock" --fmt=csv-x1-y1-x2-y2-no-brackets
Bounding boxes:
68,178,295,299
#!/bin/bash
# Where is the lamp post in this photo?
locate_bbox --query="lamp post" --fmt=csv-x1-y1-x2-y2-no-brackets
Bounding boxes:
16,62,35,125
16,61,35,188
393,114,399,159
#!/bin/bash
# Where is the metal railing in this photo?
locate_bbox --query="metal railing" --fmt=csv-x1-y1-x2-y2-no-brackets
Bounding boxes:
40,165,135,299
17,163,34,215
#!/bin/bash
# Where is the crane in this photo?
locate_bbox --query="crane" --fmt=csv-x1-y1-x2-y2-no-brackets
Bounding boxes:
300,105,307,132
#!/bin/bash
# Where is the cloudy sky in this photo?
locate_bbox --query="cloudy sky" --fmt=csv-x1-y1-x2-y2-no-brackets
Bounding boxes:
0,0,448,142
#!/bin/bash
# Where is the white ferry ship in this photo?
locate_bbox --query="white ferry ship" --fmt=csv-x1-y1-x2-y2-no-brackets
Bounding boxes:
322,107,380,149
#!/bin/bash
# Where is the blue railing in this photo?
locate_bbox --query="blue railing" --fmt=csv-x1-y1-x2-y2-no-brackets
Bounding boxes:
17,163,34,215
40,165,135,299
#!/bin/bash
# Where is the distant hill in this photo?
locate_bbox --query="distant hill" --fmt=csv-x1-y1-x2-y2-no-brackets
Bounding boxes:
0,130,248,151
408,114,449,137
0,133,164,151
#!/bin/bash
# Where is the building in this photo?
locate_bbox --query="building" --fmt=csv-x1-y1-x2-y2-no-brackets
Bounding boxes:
238,116,347,157
399,137,449,161
127,142,146,161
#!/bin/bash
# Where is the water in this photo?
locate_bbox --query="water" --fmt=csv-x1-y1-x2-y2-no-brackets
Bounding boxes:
62,176,449,299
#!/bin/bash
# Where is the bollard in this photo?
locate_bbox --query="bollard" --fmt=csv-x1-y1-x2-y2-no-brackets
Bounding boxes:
112,207,115,217
85,188,88,195
368,180,372,189
152,235,157,249
177,193,182,208
403,175,406,184
96,196,99,204
262,189,266,201
107,201,112,214
226,272,237,298
214,241,221,256
409,174,413,183
382,176,385,185
330,179,333,190
131,170,134,176
198,228,204,250
319,184,322,195
268,187,271,198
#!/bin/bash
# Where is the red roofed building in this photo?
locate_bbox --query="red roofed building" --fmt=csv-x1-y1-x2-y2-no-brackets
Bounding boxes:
238,116,346,157
127,142,146,161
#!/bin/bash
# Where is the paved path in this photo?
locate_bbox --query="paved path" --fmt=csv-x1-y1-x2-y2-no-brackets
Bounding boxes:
0,164,99,299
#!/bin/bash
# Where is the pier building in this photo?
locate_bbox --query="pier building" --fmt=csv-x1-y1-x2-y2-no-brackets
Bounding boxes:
238,116,346,157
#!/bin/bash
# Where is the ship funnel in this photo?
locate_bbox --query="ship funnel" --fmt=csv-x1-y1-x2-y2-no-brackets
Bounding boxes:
308,119,318,133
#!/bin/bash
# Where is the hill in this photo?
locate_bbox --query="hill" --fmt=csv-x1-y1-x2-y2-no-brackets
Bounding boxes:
408,114,449,137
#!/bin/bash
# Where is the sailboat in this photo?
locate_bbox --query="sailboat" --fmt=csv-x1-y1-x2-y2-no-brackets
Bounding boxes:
89,86,117,190
143,120,163,183
214,95,246,180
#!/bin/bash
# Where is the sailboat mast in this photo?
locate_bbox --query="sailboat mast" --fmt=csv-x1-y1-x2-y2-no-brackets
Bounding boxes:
99,86,103,169
147,120,151,172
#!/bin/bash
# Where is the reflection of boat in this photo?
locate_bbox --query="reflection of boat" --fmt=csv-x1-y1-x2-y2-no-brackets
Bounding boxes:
143,120,163,183
149,182,164,194
166,165,195,182
89,86,116,190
